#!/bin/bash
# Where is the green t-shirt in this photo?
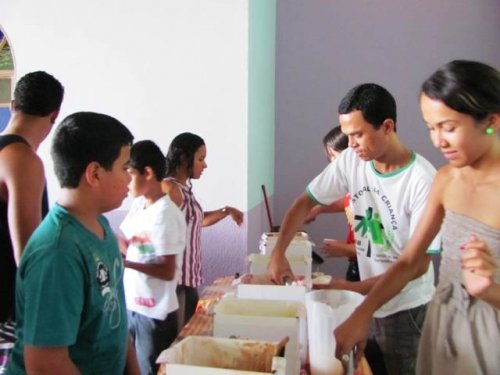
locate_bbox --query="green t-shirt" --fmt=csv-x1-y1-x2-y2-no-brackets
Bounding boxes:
7,204,128,375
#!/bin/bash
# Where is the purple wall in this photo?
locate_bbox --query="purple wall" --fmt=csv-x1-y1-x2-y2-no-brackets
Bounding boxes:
275,0,500,278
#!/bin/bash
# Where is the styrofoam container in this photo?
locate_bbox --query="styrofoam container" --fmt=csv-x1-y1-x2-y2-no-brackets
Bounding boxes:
236,284,308,370
156,336,286,375
259,231,313,257
247,253,312,282
213,298,306,375
237,283,307,304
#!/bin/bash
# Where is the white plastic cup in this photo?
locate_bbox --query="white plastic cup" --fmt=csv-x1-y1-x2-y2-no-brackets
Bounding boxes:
306,290,364,375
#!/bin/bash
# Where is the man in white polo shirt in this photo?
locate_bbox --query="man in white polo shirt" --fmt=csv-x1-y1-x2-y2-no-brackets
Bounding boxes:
268,83,440,375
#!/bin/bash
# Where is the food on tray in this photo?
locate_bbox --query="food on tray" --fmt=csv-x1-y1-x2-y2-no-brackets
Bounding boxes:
234,273,309,287
233,273,274,285
312,274,332,285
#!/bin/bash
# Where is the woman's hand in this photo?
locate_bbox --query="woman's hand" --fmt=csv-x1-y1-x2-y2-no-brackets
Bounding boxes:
321,238,356,258
321,238,344,257
226,206,244,226
461,234,498,298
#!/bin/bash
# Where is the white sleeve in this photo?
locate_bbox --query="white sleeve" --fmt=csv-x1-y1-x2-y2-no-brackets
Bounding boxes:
119,197,141,238
306,149,351,205
151,206,187,256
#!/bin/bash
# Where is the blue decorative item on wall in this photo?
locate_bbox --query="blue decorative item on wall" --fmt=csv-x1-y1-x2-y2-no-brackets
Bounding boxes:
0,27,14,131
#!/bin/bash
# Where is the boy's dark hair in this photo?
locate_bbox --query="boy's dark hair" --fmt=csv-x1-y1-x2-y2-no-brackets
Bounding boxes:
165,132,205,178
422,60,500,122
13,71,64,116
323,125,348,152
338,83,397,131
51,112,134,188
129,140,166,181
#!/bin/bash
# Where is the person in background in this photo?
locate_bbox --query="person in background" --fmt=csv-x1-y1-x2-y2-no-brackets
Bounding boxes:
162,132,244,329
0,71,63,364
323,125,349,162
267,83,441,375
305,125,359,281
120,140,186,375
7,112,139,375
334,60,500,375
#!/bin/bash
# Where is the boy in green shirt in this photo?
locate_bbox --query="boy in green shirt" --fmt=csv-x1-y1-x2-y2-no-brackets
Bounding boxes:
7,112,140,375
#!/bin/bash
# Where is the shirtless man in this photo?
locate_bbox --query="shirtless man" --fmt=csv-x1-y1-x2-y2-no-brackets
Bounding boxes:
0,71,64,325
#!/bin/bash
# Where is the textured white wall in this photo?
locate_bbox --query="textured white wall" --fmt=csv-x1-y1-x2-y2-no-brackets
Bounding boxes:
1,0,248,212
1,0,250,284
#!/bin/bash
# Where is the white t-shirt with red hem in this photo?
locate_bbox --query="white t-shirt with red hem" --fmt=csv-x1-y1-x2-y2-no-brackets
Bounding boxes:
121,195,186,320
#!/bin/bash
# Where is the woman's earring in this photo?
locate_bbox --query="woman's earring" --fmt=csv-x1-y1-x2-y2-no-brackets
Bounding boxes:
485,127,495,135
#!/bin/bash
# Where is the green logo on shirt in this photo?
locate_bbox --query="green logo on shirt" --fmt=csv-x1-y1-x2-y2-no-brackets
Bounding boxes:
355,208,385,245
354,207,395,257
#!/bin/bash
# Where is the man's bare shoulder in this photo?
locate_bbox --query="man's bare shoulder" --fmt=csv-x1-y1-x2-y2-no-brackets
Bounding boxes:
0,143,44,181
1,140,40,163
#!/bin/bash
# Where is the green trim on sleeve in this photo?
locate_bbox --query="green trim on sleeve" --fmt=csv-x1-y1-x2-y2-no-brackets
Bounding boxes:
306,186,323,205
426,249,442,254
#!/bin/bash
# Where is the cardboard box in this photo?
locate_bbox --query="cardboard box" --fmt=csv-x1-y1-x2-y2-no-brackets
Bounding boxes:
213,298,305,375
156,336,286,375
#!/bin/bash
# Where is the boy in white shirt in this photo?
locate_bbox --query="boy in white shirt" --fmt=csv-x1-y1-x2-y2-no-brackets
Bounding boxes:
120,140,186,375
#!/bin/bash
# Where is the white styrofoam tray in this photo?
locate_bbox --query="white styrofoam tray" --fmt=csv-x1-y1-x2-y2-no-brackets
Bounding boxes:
213,298,306,375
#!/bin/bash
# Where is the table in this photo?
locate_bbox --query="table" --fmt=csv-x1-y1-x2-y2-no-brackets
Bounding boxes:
157,276,235,375
157,276,372,375
177,275,235,339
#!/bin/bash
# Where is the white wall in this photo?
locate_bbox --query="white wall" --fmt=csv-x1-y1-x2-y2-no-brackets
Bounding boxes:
1,0,251,283
1,0,248,212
